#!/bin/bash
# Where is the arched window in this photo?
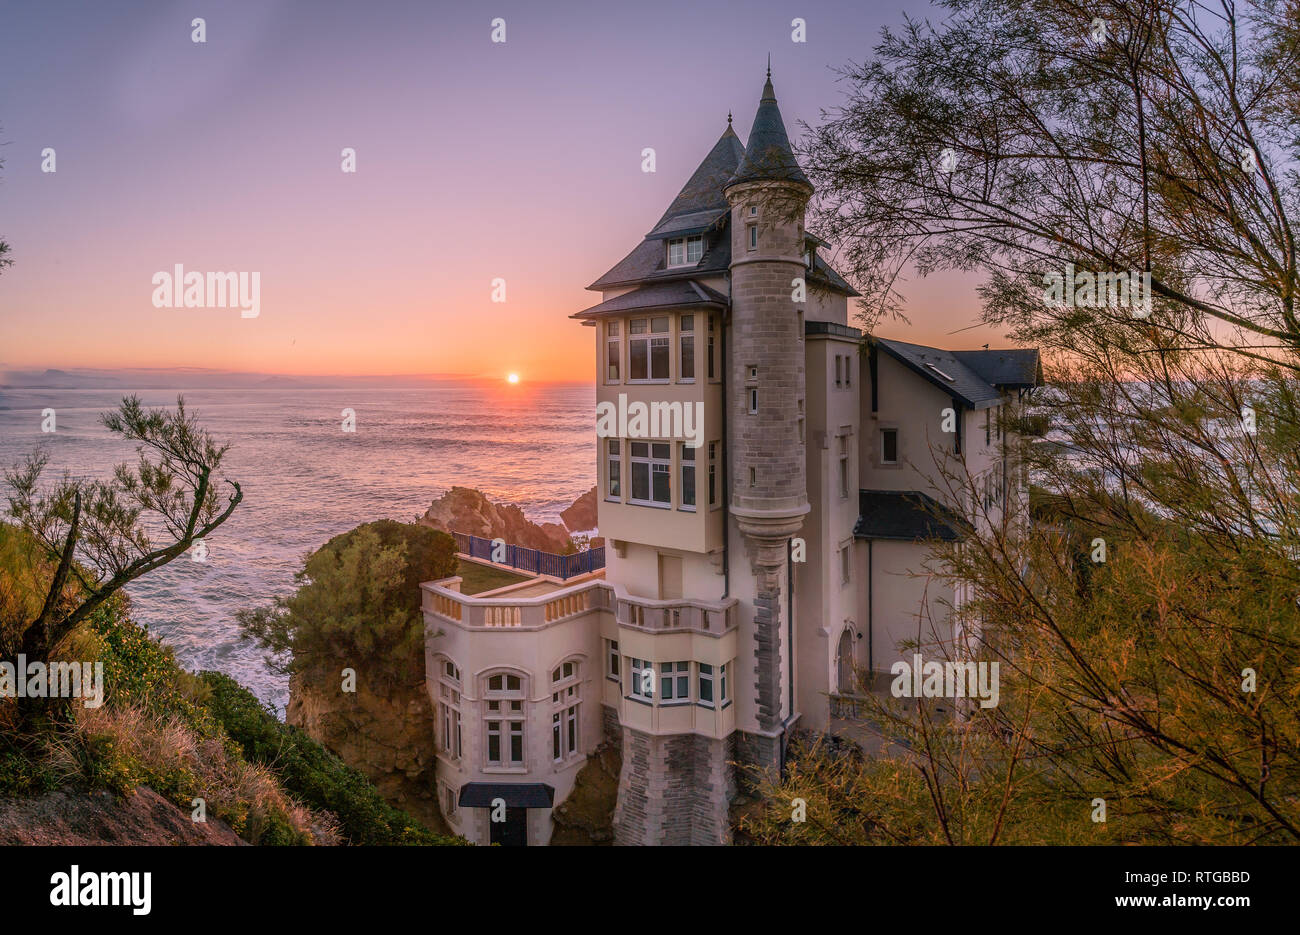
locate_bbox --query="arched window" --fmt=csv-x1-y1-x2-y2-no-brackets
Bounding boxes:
836,628,856,694
437,658,462,760
482,671,526,768
551,660,581,762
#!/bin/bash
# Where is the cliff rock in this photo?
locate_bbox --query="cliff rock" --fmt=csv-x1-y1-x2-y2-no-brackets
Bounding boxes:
286,673,449,835
561,486,598,533
420,486,573,553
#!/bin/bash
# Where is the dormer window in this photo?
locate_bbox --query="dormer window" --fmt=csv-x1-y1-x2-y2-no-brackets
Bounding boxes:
667,235,704,267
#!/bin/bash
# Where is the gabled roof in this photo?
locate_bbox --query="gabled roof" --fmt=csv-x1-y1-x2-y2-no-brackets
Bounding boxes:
853,489,972,542
572,280,728,321
875,338,1006,410
950,349,1043,389
726,72,811,191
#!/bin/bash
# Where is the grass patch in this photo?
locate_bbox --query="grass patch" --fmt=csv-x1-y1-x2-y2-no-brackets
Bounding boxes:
456,558,531,595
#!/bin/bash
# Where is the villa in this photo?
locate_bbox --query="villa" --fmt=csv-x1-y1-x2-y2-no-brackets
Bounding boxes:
421,69,1042,846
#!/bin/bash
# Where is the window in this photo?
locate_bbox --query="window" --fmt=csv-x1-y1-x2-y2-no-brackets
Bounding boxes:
748,388,758,414
630,441,671,507
698,663,715,707
835,355,843,388
707,316,716,380
679,314,695,382
667,235,704,267
606,640,620,679
845,355,852,387
443,784,458,819
748,225,758,249
438,660,462,760
708,442,718,506
838,435,850,498
629,658,653,700
881,428,899,465
749,467,756,487
680,444,696,511
985,408,991,446
629,317,670,381
606,321,620,382
660,661,690,702
484,672,525,768
840,544,851,585
698,662,728,708
748,204,758,217
551,662,580,762
607,440,621,500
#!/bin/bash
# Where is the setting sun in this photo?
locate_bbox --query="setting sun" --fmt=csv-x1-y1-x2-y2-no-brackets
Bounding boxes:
507,373,520,384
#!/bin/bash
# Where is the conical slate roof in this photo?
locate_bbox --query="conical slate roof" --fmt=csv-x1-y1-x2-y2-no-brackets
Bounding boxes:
646,124,746,238
726,72,811,191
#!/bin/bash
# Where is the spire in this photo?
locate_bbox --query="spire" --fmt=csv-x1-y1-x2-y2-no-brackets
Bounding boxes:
726,64,811,191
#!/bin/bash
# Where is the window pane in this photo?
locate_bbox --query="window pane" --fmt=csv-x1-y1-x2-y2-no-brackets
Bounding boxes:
631,441,648,457
682,464,695,506
680,335,694,379
630,318,647,334
608,459,620,497
630,340,648,380
652,465,670,503
652,443,670,459
650,337,669,379
607,341,619,381
680,314,694,332
651,317,669,333
632,462,649,500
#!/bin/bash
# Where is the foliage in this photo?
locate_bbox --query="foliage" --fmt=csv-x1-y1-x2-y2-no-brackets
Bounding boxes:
4,395,241,725
238,520,457,694
750,0,1300,845
198,671,464,846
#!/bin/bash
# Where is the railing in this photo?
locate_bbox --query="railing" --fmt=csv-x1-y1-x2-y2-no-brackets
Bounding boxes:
613,595,736,634
422,579,736,635
450,531,605,580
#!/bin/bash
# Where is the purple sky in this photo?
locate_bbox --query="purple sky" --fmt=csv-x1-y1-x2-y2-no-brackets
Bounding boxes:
0,0,991,382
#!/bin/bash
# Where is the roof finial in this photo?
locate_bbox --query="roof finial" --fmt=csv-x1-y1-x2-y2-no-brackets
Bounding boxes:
766,53,771,80
727,110,733,126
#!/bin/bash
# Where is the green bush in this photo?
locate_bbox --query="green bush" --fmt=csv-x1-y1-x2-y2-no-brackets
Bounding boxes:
199,671,464,846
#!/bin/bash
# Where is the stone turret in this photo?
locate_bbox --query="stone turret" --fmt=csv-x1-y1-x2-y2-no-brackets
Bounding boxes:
724,68,811,751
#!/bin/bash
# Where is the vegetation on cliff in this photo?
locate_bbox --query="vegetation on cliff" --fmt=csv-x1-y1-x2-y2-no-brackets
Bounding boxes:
238,520,457,692
239,520,458,833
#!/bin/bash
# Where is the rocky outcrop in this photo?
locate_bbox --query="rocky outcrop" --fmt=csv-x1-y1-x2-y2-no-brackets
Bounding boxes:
550,743,621,846
0,787,247,846
560,486,598,533
420,486,572,553
286,673,449,835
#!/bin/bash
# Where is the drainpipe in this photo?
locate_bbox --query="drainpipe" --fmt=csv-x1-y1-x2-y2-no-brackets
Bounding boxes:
722,276,731,599
867,539,874,678
787,539,794,720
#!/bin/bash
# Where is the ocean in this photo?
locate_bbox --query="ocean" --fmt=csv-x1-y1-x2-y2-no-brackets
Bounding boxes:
0,383,595,713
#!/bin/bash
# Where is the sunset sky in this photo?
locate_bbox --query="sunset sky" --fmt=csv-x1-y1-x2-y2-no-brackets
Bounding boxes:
0,0,991,382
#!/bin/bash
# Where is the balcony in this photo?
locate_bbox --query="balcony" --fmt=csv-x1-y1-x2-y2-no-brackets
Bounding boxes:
422,577,738,636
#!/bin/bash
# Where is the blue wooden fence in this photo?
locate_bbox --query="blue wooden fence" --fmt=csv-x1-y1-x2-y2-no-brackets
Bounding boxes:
451,531,605,580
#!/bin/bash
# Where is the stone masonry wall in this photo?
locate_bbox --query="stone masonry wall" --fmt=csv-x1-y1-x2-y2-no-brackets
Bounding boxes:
614,727,736,845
